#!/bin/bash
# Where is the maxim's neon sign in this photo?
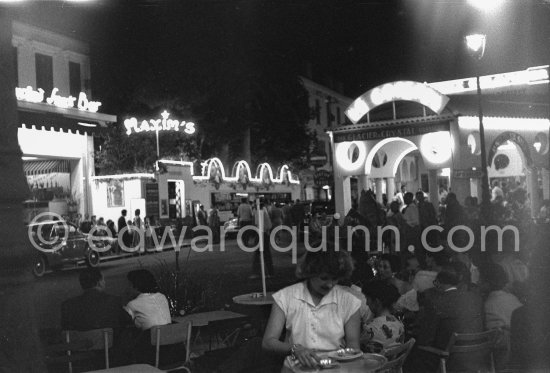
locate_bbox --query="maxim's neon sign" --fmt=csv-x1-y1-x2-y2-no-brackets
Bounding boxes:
124,110,196,136
15,86,102,113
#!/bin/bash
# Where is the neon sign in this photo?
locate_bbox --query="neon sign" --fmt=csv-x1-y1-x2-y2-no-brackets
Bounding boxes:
124,110,196,136
15,86,102,113
429,65,550,95
345,81,450,124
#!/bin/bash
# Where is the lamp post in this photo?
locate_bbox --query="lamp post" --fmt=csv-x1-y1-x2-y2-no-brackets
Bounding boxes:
465,34,491,222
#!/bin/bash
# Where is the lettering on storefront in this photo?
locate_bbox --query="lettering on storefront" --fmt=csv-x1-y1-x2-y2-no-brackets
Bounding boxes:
333,121,450,143
453,169,483,179
488,131,533,167
15,86,101,112
314,170,333,187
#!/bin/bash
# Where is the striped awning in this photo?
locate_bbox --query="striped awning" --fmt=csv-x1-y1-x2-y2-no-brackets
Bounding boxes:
24,160,71,175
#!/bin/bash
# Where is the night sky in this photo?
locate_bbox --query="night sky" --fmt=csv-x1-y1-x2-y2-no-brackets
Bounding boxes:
10,0,550,99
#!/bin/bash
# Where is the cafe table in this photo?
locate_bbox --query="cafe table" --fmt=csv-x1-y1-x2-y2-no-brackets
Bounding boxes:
281,352,387,373
84,364,163,372
232,291,275,306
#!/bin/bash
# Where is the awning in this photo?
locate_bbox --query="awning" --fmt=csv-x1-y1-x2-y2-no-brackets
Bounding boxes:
17,100,117,136
24,160,71,175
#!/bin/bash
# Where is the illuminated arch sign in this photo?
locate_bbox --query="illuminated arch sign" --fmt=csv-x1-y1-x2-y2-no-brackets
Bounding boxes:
124,110,196,135
345,81,450,124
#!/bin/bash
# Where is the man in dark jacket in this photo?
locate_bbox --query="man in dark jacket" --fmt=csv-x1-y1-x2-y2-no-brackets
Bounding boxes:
406,265,483,372
61,268,129,331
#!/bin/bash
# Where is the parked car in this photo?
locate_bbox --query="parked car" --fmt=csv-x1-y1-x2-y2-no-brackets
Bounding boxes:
29,220,101,277
223,218,239,238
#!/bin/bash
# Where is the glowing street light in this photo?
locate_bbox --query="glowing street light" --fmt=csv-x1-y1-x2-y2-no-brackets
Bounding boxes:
467,0,505,13
465,33,491,222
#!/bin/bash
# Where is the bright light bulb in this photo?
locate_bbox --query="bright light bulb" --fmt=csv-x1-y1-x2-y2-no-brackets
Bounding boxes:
534,142,542,152
465,34,486,54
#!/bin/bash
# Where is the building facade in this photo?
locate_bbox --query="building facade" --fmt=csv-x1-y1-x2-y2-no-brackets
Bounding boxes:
12,21,116,222
331,68,550,217
300,76,352,202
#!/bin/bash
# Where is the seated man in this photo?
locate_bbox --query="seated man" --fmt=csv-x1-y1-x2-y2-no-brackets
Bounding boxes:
61,268,130,331
405,265,483,372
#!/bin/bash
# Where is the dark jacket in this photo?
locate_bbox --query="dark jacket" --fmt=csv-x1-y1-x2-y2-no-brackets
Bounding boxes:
416,288,483,350
61,289,130,331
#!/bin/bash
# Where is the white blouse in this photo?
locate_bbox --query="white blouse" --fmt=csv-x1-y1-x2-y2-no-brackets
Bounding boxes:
124,292,171,330
273,282,361,351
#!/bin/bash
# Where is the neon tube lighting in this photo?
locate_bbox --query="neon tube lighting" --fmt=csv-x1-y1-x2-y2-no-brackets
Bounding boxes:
458,116,550,131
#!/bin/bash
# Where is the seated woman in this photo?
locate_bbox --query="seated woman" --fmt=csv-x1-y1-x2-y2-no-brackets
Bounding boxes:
360,280,405,354
262,247,361,369
376,254,412,295
124,269,171,330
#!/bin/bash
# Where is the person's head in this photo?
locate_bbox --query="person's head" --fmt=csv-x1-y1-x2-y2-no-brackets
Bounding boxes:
492,180,500,188
478,262,509,293
450,260,471,289
121,209,127,217
97,217,105,225
362,280,401,315
241,197,247,204
446,192,457,204
433,265,460,291
415,191,425,202
401,185,406,193
425,250,450,271
333,213,341,221
405,254,420,274
404,192,414,205
199,205,204,210
79,268,105,291
135,209,140,217
127,269,159,294
389,201,400,214
296,246,354,297
464,196,473,207
377,254,401,280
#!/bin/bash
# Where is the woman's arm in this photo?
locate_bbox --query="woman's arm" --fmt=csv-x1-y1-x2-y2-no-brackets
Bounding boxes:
262,303,290,354
344,310,361,350
262,303,320,368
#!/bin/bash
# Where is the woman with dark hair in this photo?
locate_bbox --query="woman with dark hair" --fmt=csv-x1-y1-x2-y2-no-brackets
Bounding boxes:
262,248,361,369
124,269,171,330
376,254,411,295
360,280,404,353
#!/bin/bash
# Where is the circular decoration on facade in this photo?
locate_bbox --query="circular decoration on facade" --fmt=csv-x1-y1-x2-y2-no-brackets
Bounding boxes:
420,132,452,164
336,141,367,172
534,132,549,154
467,131,481,155
494,154,510,170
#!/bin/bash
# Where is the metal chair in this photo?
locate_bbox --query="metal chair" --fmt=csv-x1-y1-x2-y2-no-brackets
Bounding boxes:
45,328,113,373
150,321,193,373
418,329,501,373
377,338,416,373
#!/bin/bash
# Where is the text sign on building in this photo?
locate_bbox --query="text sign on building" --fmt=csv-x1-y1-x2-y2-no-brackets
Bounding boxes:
333,121,450,143
124,110,196,135
15,86,101,112
453,169,483,179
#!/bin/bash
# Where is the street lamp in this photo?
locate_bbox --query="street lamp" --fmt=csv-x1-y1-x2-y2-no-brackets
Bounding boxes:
465,33,491,222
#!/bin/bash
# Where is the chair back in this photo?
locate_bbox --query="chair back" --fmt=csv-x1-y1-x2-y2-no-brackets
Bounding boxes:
377,338,415,373
46,328,113,373
445,329,500,372
150,321,192,368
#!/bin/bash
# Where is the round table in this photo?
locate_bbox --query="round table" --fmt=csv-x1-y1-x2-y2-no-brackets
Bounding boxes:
232,292,275,306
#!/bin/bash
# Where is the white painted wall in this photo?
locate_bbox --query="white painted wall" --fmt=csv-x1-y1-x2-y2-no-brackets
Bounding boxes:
91,179,146,226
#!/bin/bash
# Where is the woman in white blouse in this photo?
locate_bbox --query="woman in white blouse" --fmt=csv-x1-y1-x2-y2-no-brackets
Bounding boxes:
262,248,361,369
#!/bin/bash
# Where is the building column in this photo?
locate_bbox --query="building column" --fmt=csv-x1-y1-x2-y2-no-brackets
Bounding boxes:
428,169,439,209
527,167,541,218
542,168,550,200
334,175,351,217
386,177,395,203
375,178,384,204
